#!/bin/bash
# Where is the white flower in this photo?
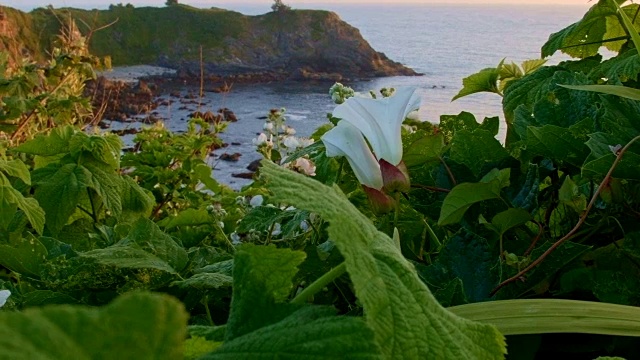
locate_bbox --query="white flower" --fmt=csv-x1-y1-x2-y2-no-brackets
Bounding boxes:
263,122,274,132
331,87,420,166
284,126,296,135
271,223,282,236
249,195,264,207
298,137,315,148
230,232,241,245
322,121,383,190
253,133,269,146
283,136,300,149
0,290,10,308
293,157,316,176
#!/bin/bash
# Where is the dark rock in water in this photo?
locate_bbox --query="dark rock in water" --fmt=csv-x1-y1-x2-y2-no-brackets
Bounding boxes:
219,152,242,162
84,76,159,122
111,128,139,136
246,159,262,172
257,116,268,120
231,142,241,146
232,172,255,179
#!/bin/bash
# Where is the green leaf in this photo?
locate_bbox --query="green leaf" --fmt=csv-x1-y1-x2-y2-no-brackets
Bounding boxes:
423,229,499,303
171,273,233,291
158,208,213,230
491,208,531,236
209,307,382,360
438,111,480,142
261,162,506,360
22,290,80,306
590,49,640,83
526,125,590,167
402,132,445,168
32,163,92,235
0,159,31,184
0,235,48,277
14,126,74,157
118,218,189,272
583,152,640,180
560,84,640,100
236,206,283,234
449,129,511,178
541,0,629,58
0,292,188,359
194,163,222,194
0,179,45,234
559,177,587,213
449,299,640,336
613,0,640,53
82,246,178,274
452,67,500,100
438,181,502,226
225,244,306,341
120,176,155,221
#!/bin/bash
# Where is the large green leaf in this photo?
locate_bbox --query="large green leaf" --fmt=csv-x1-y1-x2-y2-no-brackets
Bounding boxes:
0,292,188,359
225,244,306,341
0,235,48,278
0,159,31,184
542,0,630,58
171,273,233,291
14,125,74,157
589,49,640,82
422,229,499,303
207,307,382,360
261,161,506,360
449,299,640,336
491,208,531,236
452,67,501,100
561,84,640,100
0,174,45,234
525,125,590,167
32,163,92,235
449,129,511,178
118,218,189,272
438,180,503,226
402,132,446,168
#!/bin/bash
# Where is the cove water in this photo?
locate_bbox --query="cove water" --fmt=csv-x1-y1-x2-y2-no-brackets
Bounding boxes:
111,3,591,188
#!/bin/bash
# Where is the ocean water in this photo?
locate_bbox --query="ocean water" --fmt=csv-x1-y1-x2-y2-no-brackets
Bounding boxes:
110,4,592,188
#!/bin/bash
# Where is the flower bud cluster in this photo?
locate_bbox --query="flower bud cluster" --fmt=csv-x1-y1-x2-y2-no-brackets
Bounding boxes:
329,83,355,104
253,107,317,177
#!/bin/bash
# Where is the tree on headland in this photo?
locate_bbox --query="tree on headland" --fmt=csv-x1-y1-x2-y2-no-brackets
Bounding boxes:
166,0,178,5
271,0,291,12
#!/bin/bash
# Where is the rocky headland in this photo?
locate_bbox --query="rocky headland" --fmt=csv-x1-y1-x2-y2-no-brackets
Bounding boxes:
0,4,418,82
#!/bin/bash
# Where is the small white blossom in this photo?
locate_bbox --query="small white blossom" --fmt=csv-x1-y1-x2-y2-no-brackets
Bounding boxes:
0,290,10,308
230,232,241,245
250,195,264,207
263,122,274,132
284,126,296,135
271,223,282,236
253,133,269,146
283,136,300,149
298,137,315,148
293,157,316,176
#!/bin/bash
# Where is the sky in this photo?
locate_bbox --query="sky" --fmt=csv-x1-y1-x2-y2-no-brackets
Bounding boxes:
6,0,593,12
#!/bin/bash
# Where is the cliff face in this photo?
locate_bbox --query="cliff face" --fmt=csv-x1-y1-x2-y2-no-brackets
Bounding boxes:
0,5,417,80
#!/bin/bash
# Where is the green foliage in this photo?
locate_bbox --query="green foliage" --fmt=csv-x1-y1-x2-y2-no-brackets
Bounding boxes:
0,292,188,359
2,2,640,358
261,161,507,359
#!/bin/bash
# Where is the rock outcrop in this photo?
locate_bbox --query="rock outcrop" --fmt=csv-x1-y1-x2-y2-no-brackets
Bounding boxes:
0,4,419,81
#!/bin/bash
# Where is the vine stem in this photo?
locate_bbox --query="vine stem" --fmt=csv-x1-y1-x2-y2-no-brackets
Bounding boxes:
490,135,640,296
291,262,347,305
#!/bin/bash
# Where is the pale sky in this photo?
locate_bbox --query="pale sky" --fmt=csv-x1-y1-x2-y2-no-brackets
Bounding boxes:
6,0,593,12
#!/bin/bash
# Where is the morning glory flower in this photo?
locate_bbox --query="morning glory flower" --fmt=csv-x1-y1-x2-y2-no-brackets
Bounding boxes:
322,120,383,190
0,290,10,308
331,86,420,166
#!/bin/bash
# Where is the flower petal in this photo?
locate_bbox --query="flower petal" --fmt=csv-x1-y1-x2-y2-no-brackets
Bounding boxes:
332,87,421,165
322,121,383,190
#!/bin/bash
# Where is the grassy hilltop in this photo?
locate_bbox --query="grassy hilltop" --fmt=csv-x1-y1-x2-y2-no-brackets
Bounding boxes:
0,4,417,79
